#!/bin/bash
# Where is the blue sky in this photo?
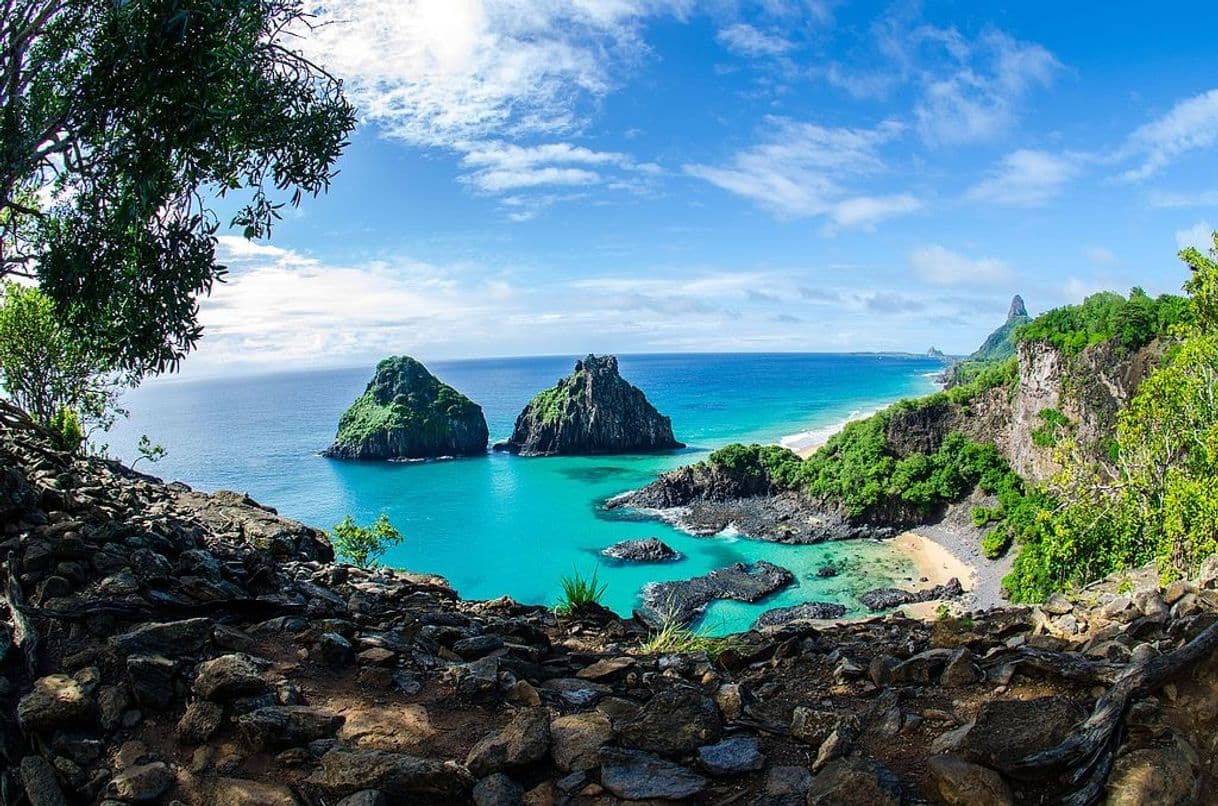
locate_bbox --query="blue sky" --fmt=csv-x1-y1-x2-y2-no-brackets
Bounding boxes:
190,0,1218,376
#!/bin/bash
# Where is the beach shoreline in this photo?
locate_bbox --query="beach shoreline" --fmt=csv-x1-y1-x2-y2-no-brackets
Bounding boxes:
891,524,1013,616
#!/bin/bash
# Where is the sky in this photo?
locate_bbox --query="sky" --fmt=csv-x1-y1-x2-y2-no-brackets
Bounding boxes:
185,0,1218,377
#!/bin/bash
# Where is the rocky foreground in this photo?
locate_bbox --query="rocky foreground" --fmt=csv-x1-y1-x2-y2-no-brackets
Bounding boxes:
2,407,1217,804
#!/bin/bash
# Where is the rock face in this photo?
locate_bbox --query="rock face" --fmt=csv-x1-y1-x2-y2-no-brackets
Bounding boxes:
324,356,488,460
494,355,683,456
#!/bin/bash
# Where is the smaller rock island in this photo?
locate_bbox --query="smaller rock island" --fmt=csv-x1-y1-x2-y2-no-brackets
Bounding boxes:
494,354,684,456
324,356,488,460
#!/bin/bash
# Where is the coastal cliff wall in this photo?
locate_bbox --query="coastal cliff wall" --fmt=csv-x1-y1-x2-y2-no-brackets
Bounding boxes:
888,338,1163,484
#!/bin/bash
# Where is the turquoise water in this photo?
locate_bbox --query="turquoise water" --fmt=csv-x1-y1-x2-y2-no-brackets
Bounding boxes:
107,354,940,633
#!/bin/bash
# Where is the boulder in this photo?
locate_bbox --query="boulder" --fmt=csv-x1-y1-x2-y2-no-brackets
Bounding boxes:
177,700,224,744
472,773,524,806
324,355,488,460
110,618,214,657
465,708,551,776
194,654,269,702
959,696,1086,773
601,537,681,563
494,355,683,456
310,748,474,804
805,758,903,806
105,762,174,802
616,686,722,755
238,706,345,749
858,578,964,612
19,756,68,806
927,755,1014,806
550,712,613,772
126,655,178,709
696,737,766,776
598,747,707,800
17,674,93,732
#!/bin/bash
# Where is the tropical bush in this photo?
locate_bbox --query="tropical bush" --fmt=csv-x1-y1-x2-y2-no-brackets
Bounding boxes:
330,514,404,569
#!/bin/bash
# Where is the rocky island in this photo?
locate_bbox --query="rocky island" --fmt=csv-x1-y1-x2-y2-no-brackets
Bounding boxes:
494,354,684,456
324,356,489,460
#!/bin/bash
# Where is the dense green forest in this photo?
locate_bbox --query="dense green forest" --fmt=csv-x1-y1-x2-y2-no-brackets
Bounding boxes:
708,249,1218,602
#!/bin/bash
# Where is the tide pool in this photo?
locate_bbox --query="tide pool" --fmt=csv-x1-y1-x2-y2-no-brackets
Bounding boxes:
107,353,940,633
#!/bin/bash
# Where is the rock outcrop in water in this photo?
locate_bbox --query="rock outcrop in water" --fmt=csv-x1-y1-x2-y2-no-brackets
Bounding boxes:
638,561,795,626
494,355,683,456
324,356,488,460
601,537,680,563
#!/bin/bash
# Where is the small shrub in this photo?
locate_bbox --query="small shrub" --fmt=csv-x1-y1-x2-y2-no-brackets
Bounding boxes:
971,505,1004,527
132,435,167,468
330,513,404,568
49,406,84,452
555,568,607,615
981,527,1012,559
935,603,951,621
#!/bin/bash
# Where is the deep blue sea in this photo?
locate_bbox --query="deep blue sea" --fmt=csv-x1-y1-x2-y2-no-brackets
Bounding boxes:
106,353,940,633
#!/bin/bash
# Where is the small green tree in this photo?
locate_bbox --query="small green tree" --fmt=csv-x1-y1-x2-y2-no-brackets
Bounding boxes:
330,514,404,569
0,282,128,433
132,435,167,468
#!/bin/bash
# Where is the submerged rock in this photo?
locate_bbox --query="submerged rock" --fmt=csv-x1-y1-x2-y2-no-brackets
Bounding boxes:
639,561,795,626
858,577,964,612
601,537,681,563
494,355,683,456
753,601,847,628
325,356,488,460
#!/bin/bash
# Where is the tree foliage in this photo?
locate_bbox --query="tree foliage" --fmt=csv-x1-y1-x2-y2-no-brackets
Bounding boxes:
330,513,404,569
0,281,127,434
1,0,356,375
1015,288,1190,356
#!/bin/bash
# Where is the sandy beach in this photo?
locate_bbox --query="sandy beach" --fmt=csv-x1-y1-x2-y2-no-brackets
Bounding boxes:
891,522,1014,616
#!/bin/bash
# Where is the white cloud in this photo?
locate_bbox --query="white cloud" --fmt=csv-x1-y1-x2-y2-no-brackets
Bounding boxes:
1148,188,1218,208
1175,220,1214,252
912,29,1060,145
909,244,1012,286
967,149,1080,205
458,141,658,193
1119,89,1218,182
682,117,921,228
301,0,683,147
716,23,794,57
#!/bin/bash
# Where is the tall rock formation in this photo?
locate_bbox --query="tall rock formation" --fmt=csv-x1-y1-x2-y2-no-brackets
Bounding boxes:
494,355,684,456
324,356,488,460
966,294,1031,364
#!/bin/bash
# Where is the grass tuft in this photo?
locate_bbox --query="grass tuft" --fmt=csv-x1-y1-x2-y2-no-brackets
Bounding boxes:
555,568,608,615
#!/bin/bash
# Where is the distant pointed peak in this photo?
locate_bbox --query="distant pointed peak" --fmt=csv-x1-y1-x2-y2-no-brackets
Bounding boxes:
1008,294,1028,321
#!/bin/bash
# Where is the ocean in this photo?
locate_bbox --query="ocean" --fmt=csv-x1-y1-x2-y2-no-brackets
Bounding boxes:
106,353,941,633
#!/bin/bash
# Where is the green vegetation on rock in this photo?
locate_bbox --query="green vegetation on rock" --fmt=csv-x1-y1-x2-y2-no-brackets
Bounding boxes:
326,356,488,460
1015,288,1190,357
